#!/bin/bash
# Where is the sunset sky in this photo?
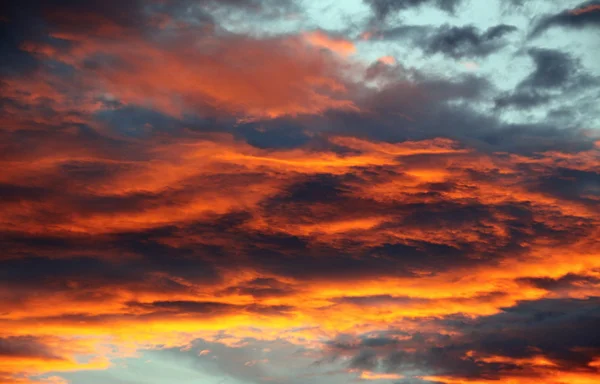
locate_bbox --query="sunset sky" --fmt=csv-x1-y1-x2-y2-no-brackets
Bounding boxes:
1,0,600,383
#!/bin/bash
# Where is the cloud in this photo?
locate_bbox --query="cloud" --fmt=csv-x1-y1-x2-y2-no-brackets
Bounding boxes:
0,336,60,360
2,55,600,380
369,23,516,59
494,89,550,109
126,300,295,317
219,278,297,298
424,24,517,59
321,298,600,382
364,0,462,20
520,49,577,89
494,48,598,110
518,273,600,295
25,32,358,120
303,31,356,56
530,1,600,37
1,1,599,383
2,0,347,122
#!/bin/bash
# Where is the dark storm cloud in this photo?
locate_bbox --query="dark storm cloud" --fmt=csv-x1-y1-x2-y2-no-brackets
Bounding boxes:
0,228,222,292
223,152,599,280
219,278,297,298
243,242,422,280
234,119,312,149
256,178,520,279
520,49,576,89
323,108,593,155
349,349,379,370
316,69,595,154
377,24,431,40
9,170,554,290
3,0,593,158
0,256,131,287
246,223,507,282
0,183,48,203
0,336,59,360
374,23,516,59
532,168,600,205
323,297,600,378
365,0,462,20
1,0,599,383
494,89,550,109
0,0,145,77
270,173,351,204
95,106,184,137
0,0,600,383
332,294,429,307
459,298,600,368
322,76,492,139
126,300,294,316
106,229,225,283
0,0,293,35
0,253,204,297
0,0,295,77
424,24,517,59
494,48,599,111
518,273,600,291
530,0,600,37
0,14,41,76
127,300,237,315
0,115,596,307
236,232,457,281
0,181,170,227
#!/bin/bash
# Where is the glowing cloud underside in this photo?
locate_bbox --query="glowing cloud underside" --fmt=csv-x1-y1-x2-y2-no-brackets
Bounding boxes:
0,0,599,383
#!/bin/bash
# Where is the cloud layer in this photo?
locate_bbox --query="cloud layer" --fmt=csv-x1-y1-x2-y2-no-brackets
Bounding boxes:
0,0,599,383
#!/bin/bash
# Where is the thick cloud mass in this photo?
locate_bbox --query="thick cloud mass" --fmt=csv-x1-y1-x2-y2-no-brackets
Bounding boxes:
0,0,599,384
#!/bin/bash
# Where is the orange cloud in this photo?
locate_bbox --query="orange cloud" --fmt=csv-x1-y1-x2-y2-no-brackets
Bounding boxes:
569,4,600,15
1,128,599,382
1,5,600,382
359,371,404,380
303,30,357,56
377,55,396,65
19,31,358,121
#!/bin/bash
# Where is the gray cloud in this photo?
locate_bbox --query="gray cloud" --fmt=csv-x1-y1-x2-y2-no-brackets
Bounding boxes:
530,0,600,37
364,0,462,20
322,297,600,380
495,48,598,110
424,24,517,59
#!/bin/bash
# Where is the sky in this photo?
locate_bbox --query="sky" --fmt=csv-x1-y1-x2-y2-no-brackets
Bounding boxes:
0,0,599,383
